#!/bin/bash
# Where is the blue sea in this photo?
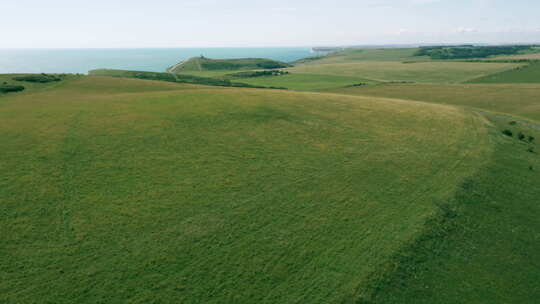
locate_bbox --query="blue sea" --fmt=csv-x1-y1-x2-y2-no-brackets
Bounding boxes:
0,48,314,74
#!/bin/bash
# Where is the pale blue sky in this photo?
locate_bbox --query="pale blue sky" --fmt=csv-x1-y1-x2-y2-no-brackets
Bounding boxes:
2,0,539,48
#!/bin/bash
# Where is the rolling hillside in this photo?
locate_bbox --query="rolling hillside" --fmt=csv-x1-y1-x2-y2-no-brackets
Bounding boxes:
325,83,540,122
1,76,491,303
167,57,291,73
468,62,540,84
324,84,540,304
3,46,539,303
286,61,523,84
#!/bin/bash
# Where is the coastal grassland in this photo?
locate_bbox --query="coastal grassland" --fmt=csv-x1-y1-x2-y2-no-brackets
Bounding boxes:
468,62,540,83
230,73,378,90
296,48,428,65
325,83,540,122
361,117,540,304
168,57,290,73
0,74,79,94
173,70,241,78
0,76,490,303
287,61,523,83
88,69,279,89
90,68,377,91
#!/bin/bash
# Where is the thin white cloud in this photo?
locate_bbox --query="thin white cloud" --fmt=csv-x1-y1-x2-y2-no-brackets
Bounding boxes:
454,27,479,34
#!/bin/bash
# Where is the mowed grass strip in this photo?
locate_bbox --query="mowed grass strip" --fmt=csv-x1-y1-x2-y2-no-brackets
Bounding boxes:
287,61,523,83
0,76,490,303
324,83,540,123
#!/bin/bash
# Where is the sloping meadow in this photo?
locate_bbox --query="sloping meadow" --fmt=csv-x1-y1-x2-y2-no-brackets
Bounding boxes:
1,76,492,303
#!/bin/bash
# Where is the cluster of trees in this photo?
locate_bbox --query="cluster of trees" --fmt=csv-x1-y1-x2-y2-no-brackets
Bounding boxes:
0,83,25,93
414,45,536,60
12,73,63,83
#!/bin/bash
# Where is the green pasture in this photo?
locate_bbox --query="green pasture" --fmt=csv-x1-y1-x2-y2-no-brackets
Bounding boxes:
0,76,489,303
287,61,523,83
326,83,540,122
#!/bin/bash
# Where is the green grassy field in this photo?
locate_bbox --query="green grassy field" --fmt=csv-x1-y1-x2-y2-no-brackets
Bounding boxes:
230,73,378,90
325,83,540,122
88,69,285,89
1,76,492,303
0,74,80,93
297,48,429,64
468,63,540,84
320,78,540,304
2,46,540,304
167,48,525,91
287,61,523,83
364,116,540,304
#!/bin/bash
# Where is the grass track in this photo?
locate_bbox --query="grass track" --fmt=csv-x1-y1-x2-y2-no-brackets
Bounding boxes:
0,76,490,303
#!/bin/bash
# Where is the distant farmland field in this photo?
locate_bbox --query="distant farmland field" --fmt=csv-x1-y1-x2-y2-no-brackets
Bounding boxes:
468,63,540,84
287,61,522,83
231,73,378,90
325,83,540,122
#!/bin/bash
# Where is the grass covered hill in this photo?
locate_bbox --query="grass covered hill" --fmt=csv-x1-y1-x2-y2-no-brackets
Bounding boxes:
467,62,540,84
286,61,523,84
164,47,529,90
2,45,540,304
325,83,540,123
167,56,291,73
88,69,286,89
324,82,540,304
1,75,491,303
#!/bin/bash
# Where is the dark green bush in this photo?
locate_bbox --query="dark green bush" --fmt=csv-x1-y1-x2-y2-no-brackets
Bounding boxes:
12,74,62,83
502,129,513,137
518,132,526,140
0,85,25,93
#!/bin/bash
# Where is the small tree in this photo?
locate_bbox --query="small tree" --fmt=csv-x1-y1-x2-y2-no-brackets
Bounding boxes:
518,132,526,140
528,136,535,143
